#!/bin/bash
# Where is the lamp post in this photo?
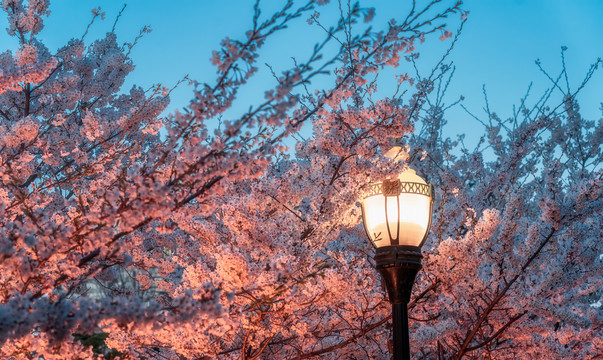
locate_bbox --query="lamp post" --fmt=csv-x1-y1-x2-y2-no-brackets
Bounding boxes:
361,166,434,360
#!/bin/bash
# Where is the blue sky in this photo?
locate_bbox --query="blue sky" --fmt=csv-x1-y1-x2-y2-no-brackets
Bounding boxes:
1,0,601,147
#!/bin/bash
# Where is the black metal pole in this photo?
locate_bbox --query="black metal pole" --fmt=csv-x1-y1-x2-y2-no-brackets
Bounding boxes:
392,302,410,360
375,246,422,360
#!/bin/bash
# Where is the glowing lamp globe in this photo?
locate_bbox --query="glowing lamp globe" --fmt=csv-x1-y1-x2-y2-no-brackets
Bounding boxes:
361,168,434,248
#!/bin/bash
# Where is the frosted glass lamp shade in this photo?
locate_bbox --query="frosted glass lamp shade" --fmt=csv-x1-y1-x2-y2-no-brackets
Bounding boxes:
361,169,434,248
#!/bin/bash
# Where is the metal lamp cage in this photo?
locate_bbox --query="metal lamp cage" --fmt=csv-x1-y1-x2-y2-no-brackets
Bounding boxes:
361,178,435,248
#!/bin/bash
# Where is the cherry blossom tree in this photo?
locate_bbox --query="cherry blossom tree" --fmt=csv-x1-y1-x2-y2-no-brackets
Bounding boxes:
404,54,602,359
1,0,601,359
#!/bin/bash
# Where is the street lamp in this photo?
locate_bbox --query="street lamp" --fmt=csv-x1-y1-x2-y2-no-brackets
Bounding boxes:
361,164,434,360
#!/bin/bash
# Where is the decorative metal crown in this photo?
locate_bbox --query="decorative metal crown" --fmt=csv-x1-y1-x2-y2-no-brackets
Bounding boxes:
364,180,434,198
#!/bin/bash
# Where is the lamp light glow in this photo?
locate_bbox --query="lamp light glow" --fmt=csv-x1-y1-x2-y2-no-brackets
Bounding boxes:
361,168,434,248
